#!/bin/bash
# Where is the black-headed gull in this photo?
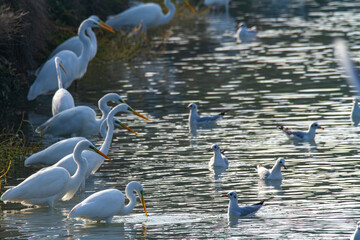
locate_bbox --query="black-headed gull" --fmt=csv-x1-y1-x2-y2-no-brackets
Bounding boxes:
236,23,257,43
222,191,264,217
209,144,228,168
186,103,226,124
278,122,324,141
257,158,286,180
351,221,360,240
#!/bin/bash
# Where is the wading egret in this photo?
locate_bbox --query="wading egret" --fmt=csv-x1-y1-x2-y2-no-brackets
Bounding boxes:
257,158,286,180
27,17,114,100
52,56,75,115
209,144,228,168
1,140,111,208
36,93,149,137
222,192,264,217
68,181,148,223
186,103,226,124
278,122,324,141
106,0,195,32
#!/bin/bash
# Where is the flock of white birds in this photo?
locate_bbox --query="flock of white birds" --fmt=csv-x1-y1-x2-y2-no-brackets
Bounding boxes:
2,1,360,236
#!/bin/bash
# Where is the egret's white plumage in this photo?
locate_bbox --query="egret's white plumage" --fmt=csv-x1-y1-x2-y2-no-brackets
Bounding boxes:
209,144,228,168
27,17,114,101
278,122,324,141
51,57,75,116
222,191,264,217
351,221,360,240
68,181,148,223
186,103,226,124
53,104,138,189
236,23,257,43
1,140,110,208
106,0,195,32
36,93,148,137
256,158,286,180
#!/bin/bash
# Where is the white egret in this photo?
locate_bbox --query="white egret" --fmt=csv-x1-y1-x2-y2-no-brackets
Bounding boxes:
53,104,138,189
208,144,228,168
1,140,111,208
27,17,114,101
256,158,286,180
186,103,226,124
222,192,264,217
52,56,75,115
204,0,230,13
236,23,257,43
106,0,195,32
68,181,148,223
36,93,149,137
351,221,360,240
278,122,324,141
24,117,132,167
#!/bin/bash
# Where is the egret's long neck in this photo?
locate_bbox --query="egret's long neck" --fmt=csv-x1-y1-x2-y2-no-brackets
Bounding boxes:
120,185,138,215
157,0,175,26
99,114,115,155
77,23,92,77
98,97,112,123
55,61,63,89
67,143,88,198
86,27,97,60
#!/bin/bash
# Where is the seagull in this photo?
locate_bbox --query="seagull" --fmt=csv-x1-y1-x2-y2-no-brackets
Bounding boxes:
209,144,228,168
222,191,264,217
235,23,257,43
186,103,226,124
256,158,286,180
278,122,324,141
351,98,360,125
351,221,360,240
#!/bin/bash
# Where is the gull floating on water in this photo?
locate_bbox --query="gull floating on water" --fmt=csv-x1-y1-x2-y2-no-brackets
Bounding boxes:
351,221,360,240
278,122,324,141
236,23,257,43
209,144,228,168
257,158,286,180
222,191,264,217
186,103,226,124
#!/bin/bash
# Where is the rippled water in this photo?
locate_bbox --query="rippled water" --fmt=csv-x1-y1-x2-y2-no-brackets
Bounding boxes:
2,0,360,239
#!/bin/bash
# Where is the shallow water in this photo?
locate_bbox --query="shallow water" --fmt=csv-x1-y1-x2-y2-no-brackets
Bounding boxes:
2,0,360,239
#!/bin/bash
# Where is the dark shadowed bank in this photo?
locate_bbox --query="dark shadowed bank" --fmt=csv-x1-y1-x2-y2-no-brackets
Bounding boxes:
0,0,129,131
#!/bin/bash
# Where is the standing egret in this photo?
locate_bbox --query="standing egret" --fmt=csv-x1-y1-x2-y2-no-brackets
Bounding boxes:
68,181,148,223
52,56,75,115
222,192,264,217
27,17,114,101
256,158,286,180
208,144,228,168
186,103,226,124
36,93,149,137
278,122,324,141
53,104,138,189
1,140,111,208
106,0,195,32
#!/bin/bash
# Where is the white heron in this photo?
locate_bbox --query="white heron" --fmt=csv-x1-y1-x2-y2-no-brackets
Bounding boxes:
52,56,75,115
53,104,138,189
1,140,111,208
236,23,257,43
208,144,228,168
68,181,148,223
222,192,264,217
256,158,286,180
186,103,226,124
27,17,114,101
36,93,149,137
106,0,195,32
278,122,324,141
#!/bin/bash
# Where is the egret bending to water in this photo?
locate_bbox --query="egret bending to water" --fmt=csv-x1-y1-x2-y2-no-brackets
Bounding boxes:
36,93,149,137
68,181,148,223
1,140,111,208
209,144,228,168
27,17,114,101
257,158,286,180
106,0,195,32
222,192,264,217
53,104,138,189
278,122,324,141
52,57,75,115
186,103,226,124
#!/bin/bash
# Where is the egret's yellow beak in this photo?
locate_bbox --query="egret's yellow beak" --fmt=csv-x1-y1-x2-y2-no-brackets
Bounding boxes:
115,120,137,135
184,1,196,13
130,108,150,121
141,191,148,217
90,146,112,161
99,21,115,33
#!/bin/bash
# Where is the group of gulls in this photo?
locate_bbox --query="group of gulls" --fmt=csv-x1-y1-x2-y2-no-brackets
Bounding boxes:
2,0,360,236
